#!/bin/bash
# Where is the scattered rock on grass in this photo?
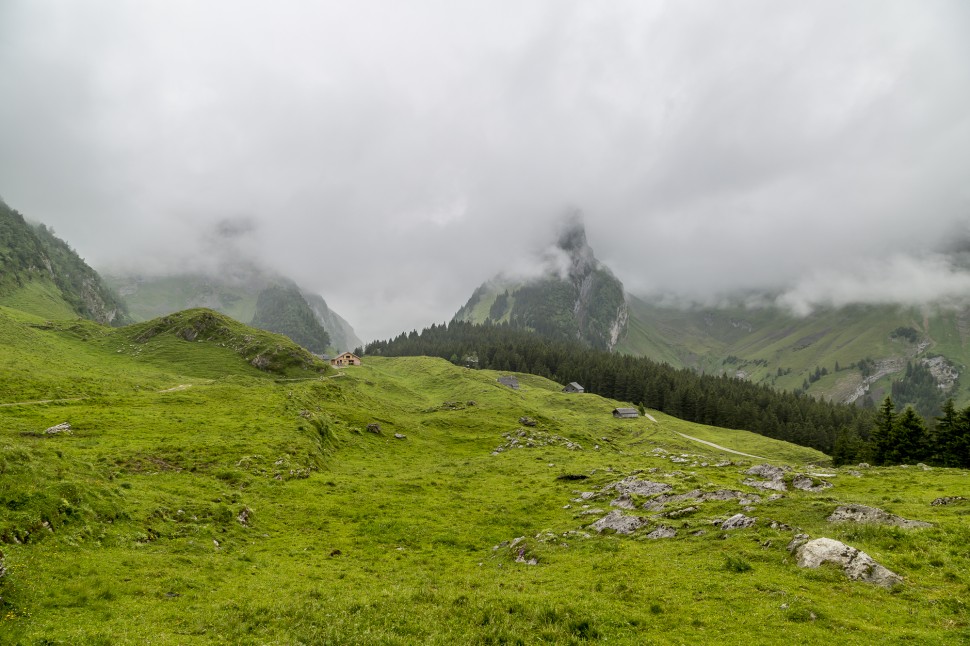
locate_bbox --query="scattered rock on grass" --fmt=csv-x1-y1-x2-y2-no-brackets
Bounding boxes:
826,504,931,528
237,507,252,526
366,423,381,434
43,422,72,435
791,475,833,492
590,510,648,535
720,513,756,530
931,496,966,506
794,537,902,588
394,433,406,440
611,476,672,497
646,525,677,539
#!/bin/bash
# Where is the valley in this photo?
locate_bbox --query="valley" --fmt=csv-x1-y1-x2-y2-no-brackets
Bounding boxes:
1,304,968,644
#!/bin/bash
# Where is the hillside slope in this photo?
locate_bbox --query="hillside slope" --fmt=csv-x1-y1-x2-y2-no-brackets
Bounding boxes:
0,200,129,325
108,268,363,352
618,295,970,412
1,324,967,643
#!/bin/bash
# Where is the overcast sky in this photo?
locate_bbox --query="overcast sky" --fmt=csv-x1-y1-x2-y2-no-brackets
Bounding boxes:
2,1,969,341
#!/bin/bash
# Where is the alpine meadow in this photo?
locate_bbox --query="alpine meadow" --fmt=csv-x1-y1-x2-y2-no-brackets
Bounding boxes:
3,2,970,644
1,200,969,644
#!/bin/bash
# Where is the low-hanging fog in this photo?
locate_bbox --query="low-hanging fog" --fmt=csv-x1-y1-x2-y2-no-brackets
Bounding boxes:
1,1,968,341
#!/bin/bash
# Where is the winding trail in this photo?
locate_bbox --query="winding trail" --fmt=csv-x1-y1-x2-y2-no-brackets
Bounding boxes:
0,397,86,407
673,432,767,460
642,411,767,459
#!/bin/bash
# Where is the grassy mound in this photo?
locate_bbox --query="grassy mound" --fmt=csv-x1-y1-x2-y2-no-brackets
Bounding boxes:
120,308,332,378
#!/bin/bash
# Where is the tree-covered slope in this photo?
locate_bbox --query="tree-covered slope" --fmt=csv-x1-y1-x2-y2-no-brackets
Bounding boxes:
617,295,970,414
0,200,130,325
107,266,362,352
250,285,331,354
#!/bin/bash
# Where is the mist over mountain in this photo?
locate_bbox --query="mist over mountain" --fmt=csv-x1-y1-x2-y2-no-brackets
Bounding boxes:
108,265,363,355
455,216,627,351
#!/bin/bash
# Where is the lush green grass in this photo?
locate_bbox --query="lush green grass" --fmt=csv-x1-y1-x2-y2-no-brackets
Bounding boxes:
0,280,78,321
1,317,969,644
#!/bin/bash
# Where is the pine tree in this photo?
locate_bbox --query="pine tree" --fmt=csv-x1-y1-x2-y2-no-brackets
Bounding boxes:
872,396,896,465
890,406,928,465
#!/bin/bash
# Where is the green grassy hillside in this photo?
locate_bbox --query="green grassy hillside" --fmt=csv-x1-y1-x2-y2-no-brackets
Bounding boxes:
1,312,968,643
618,296,970,410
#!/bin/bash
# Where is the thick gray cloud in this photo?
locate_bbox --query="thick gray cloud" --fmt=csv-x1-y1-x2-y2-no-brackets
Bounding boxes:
1,1,968,340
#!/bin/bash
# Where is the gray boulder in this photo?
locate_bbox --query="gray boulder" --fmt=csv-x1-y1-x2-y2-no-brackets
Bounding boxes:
43,422,72,435
612,476,672,497
791,475,833,492
645,525,677,539
742,478,787,492
745,464,787,479
590,510,647,535
827,504,931,529
720,513,756,530
795,537,902,588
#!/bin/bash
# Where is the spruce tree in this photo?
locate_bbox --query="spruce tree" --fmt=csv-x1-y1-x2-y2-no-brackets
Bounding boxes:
891,406,928,465
872,396,896,465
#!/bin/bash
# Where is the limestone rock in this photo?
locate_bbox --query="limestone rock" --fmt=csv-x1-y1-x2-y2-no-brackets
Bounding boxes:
393,433,406,440
610,494,636,510
720,513,756,530
786,533,810,553
612,476,672,497
742,465,788,491
43,422,72,435
742,478,787,492
646,525,677,539
931,496,966,506
745,464,788,479
237,507,252,526
826,504,931,529
791,475,833,492
590,510,647,535
796,538,902,588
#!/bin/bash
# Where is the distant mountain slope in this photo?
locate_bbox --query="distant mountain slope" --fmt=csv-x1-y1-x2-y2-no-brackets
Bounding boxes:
455,218,627,350
108,266,362,353
250,285,330,354
303,292,363,352
0,199,129,325
452,215,968,414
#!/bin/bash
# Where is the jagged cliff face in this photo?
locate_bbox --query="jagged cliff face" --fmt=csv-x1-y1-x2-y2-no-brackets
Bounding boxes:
455,219,628,350
303,293,363,352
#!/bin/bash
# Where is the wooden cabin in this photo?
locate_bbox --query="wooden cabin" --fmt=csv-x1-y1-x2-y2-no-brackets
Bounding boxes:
330,352,362,367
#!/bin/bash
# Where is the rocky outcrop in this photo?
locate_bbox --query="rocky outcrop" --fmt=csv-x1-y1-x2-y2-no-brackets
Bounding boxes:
791,475,833,492
793,538,902,588
611,477,672,497
720,514,756,530
826,504,931,528
590,510,647,535
43,422,72,435
741,464,788,491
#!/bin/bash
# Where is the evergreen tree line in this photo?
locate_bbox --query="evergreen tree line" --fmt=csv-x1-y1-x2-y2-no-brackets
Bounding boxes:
832,396,970,468
366,320,873,455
